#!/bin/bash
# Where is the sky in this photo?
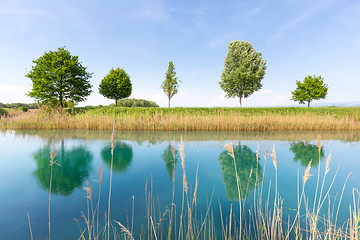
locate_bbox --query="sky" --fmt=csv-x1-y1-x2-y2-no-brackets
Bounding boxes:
0,0,359,107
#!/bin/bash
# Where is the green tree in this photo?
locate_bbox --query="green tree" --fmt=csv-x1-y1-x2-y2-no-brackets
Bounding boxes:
161,61,180,108
101,142,133,173
220,41,266,107
99,68,132,106
218,144,262,200
291,75,328,107
161,142,180,181
26,47,92,109
33,141,93,196
290,141,325,167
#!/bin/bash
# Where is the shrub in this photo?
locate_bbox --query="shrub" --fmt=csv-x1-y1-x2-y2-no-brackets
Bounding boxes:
110,98,159,108
0,108,9,119
21,106,29,112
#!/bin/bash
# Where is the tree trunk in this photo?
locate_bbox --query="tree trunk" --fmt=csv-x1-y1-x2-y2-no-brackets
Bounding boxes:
168,96,171,108
59,94,64,110
308,101,310,107
239,97,242,108
115,98,118,107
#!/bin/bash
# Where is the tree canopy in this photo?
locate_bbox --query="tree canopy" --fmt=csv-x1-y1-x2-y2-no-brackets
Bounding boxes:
26,47,92,109
161,61,180,108
291,75,328,107
219,41,266,107
99,68,132,106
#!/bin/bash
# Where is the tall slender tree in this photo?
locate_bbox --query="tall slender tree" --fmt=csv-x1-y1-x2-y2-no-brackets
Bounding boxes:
161,61,180,108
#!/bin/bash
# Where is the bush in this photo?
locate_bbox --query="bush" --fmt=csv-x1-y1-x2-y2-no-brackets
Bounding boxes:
110,98,159,108
0,108,9,119
21,106,29,112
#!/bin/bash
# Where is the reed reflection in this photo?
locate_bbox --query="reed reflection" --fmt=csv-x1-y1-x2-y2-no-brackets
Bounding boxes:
290,141,325,166
218,144,263,200
101,142,133,173
33,141,93,196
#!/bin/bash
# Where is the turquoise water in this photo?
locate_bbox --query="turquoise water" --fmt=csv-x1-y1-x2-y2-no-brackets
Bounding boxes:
0,130,359,239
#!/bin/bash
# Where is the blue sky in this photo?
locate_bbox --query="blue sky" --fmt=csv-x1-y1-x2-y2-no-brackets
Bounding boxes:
0,0,359,107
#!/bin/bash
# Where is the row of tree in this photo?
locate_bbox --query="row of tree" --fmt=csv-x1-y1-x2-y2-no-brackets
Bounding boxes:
26,43,328,108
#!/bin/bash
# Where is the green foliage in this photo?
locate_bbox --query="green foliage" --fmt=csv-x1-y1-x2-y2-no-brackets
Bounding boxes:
65,100,75,108
0,108,8,118
218,144,262,200
220,40,266,107
99,68,132,106
291,75,328,107
290,142,325,167
161,143,180,181
101,142,133,173
109,98,159,108
161,61,180,107
33,142,93,196
26,47,92,109
0,102,38,109
21,106,28,112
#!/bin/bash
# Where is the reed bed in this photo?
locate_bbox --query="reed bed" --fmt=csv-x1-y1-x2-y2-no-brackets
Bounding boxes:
2,107,360,130
27,126,360,239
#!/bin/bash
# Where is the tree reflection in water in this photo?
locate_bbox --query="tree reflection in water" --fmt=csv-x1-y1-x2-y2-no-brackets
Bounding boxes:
101,142,133,173
161,142,179,181
290,141,324,167
218,144,262,200
33,141,93,196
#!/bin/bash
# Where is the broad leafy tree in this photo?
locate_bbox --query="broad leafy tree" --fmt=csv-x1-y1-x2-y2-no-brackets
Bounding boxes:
218,144,262,200
291,75,328,107
99,68,132,106
220,41,266,107
161,61,180,108
26,47,92,109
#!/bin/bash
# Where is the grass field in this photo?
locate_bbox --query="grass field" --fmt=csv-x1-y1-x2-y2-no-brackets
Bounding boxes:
1,106,360,130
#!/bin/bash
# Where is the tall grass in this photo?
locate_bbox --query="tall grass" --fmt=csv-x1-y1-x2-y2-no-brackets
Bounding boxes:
3,107,360,130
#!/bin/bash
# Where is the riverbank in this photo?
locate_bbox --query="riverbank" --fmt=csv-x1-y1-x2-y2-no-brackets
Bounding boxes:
1,107,360,130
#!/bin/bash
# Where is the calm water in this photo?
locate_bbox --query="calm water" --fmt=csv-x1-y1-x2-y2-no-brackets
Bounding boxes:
1,130,360,239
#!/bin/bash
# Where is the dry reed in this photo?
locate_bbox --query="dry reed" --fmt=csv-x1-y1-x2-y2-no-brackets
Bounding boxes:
3,107,360,131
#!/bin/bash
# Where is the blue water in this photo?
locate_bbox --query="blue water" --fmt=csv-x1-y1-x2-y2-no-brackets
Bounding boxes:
0,130,359,239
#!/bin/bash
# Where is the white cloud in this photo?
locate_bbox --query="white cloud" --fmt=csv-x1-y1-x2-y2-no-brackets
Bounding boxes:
0,85,33,103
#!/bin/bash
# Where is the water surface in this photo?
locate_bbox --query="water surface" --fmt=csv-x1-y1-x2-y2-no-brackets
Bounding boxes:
1,130,359,239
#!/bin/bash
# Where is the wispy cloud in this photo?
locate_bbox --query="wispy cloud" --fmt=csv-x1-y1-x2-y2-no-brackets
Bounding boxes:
269,0,335,43
133,0,170,22
0,8,59,32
